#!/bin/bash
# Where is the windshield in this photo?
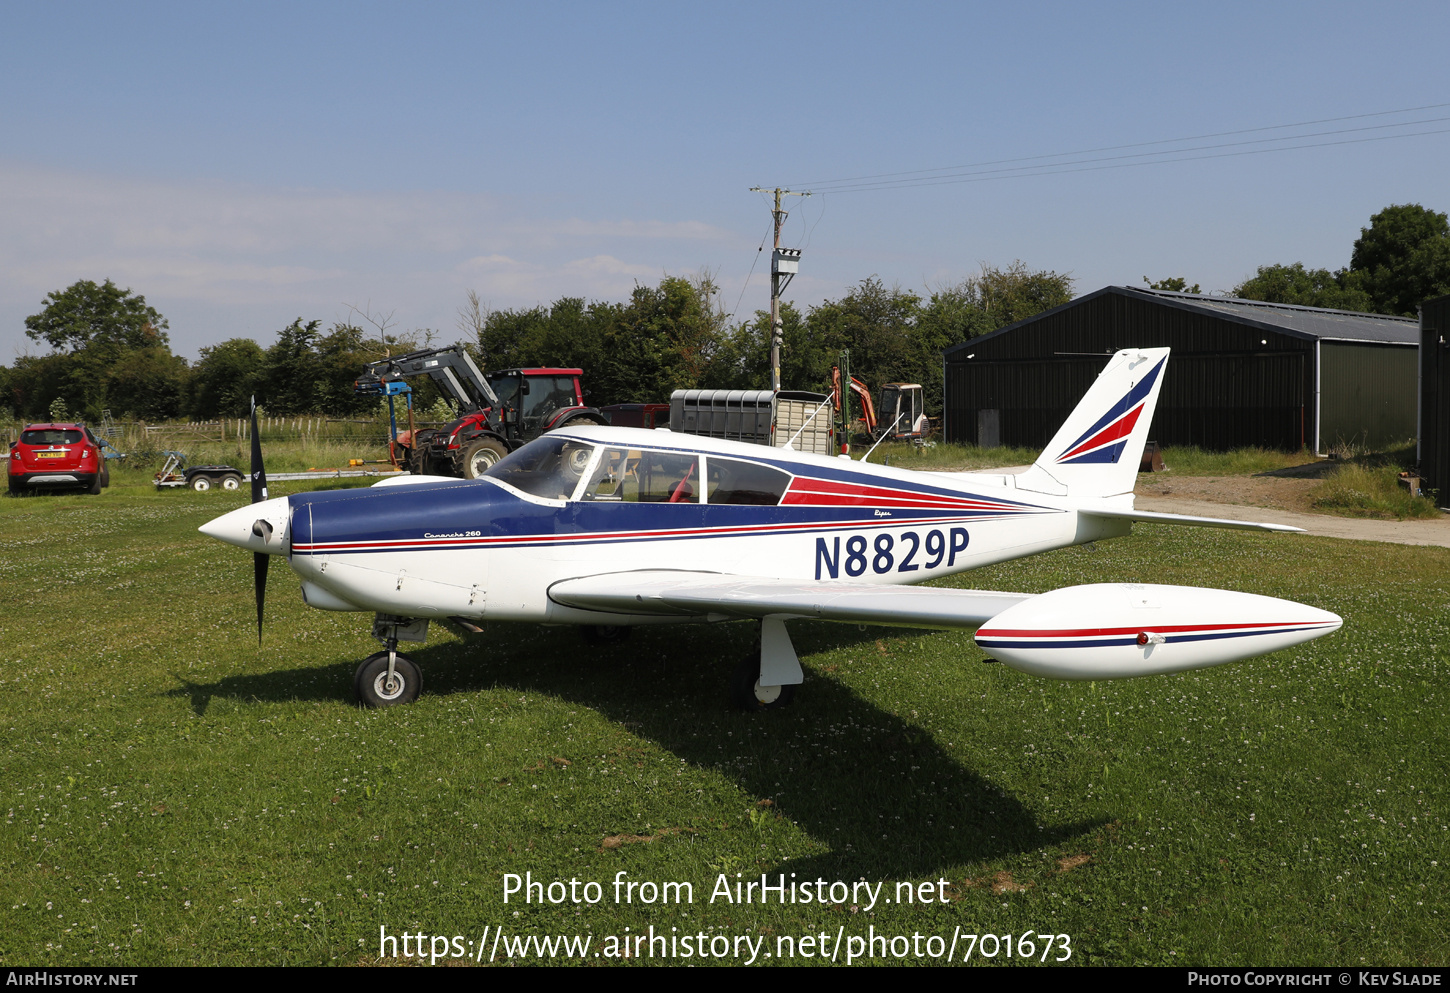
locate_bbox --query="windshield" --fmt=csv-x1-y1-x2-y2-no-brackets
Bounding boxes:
21,429,82,446
483,436,595,500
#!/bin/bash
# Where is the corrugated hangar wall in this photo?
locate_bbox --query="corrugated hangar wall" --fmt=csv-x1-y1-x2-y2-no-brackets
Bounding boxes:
1318,342,1417,451
945,290,1316,451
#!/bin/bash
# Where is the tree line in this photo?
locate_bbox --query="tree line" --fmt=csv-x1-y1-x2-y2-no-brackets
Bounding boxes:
1226,203,1450,315
0,263,1073,422
7,201,1444,424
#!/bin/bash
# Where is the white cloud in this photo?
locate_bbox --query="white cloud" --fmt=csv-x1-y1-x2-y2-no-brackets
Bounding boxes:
0,162,741,356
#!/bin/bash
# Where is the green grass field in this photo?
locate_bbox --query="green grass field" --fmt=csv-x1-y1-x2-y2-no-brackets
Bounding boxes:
2,471,1447,967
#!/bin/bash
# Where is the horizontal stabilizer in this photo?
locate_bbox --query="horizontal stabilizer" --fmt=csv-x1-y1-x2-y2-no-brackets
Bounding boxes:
549,571,1033,627
1080,508,1304,533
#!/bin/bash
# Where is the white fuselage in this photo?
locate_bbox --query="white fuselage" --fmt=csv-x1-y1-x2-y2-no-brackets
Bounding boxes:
272,426,1128,625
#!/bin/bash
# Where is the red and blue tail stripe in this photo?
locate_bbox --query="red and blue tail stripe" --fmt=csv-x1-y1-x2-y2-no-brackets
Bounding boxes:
1054,356,1165,465
781,477,1045,516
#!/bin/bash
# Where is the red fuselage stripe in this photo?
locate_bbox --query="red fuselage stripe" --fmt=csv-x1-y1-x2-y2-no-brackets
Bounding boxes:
978,620,1333,638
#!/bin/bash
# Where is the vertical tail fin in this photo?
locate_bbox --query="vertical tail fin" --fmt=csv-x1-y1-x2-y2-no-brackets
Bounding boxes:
1015,347,1169,498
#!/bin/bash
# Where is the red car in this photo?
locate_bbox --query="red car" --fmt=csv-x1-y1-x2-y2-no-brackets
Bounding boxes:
7,422,110,495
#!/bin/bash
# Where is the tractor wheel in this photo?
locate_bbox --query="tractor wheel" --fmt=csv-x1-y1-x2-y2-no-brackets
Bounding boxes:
407,430,440,476
460,438,508,479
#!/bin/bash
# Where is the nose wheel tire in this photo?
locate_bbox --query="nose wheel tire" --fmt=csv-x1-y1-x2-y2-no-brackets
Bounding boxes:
355,651,422,708
730,652,796,712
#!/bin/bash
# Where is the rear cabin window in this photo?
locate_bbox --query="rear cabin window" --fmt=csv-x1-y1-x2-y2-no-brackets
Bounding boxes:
583,448,699,504
21,429,83,445
705,457,791,506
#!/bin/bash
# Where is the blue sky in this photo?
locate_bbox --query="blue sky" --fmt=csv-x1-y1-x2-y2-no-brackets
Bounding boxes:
2,1,1448,362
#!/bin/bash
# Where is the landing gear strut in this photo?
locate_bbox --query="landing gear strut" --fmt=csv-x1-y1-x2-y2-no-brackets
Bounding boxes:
731,616,803,711
355,650,421,707
356,615,429,707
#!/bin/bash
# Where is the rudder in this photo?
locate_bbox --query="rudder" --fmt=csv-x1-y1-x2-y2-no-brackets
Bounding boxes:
1015,347,1169,498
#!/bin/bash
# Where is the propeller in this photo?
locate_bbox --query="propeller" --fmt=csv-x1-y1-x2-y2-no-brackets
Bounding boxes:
250,397,268,644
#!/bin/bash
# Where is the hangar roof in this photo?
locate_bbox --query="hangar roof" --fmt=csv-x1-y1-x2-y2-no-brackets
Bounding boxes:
944,285,1418,358
1133,287,1418,344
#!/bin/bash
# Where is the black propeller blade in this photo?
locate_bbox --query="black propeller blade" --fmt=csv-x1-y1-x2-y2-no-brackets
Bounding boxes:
251,398,268,645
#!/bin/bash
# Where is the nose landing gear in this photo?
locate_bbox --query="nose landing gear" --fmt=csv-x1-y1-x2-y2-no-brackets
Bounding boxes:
355,650,421,707
356,615,430,707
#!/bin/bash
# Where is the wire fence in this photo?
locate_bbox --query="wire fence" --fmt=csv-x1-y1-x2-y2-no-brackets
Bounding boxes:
0,415,464,448
0,416,467,474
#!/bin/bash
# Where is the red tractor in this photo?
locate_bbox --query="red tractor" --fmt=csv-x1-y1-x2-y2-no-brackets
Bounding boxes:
356,347,607,478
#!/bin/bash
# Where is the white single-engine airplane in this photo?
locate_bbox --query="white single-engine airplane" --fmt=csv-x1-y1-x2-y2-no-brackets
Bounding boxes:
201,348,1340,709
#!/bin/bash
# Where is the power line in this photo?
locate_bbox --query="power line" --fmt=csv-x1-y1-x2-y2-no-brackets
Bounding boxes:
727,215,776,323
806,125,1450,194
786,102,1450,194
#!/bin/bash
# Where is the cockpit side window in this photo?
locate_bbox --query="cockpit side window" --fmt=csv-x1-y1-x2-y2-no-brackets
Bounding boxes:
582,448,699,504
483,436,594,500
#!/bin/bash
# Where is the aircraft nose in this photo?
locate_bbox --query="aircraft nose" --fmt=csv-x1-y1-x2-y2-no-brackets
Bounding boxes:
198,495,292,555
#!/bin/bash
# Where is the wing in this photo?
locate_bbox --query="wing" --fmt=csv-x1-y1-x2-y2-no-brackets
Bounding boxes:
548,570,1032,628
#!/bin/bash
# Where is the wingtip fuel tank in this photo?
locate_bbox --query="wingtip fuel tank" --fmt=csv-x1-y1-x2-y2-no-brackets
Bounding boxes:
974,583,1341,679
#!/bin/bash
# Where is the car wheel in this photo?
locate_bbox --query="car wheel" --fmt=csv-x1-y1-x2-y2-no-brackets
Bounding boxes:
87,473,102,495
730,651,796,712
460,438,508,479
191,476,212,492
100,465,111,488
221,474,242,491
355,652,422,708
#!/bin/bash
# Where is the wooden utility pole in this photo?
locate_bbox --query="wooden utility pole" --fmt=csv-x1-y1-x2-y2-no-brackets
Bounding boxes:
749,187,809,391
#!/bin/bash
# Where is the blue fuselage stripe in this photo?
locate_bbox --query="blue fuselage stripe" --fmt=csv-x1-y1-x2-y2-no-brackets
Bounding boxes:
288,478,1060,556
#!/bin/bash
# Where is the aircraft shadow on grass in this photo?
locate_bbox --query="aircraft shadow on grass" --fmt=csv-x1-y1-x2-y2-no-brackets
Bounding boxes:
167,619,1104,879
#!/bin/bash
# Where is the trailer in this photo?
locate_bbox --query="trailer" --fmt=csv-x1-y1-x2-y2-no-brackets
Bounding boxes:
154,452,408,490
667,389,835,455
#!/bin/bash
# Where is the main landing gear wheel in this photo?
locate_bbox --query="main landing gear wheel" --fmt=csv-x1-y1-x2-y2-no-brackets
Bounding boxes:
461,438,508,479
580,625,633,645
355,651,422,708
731,652,796,712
